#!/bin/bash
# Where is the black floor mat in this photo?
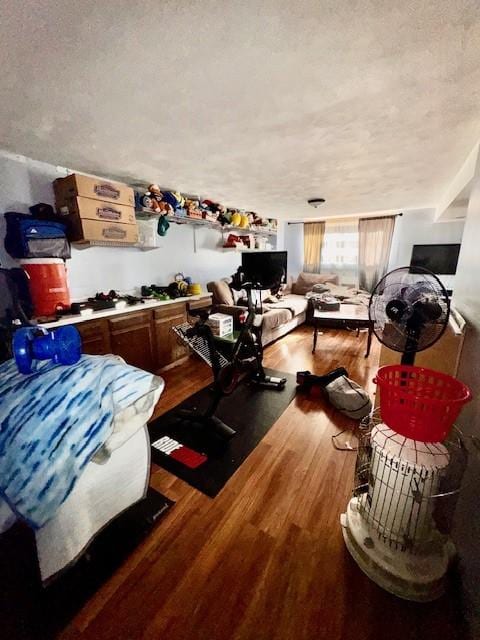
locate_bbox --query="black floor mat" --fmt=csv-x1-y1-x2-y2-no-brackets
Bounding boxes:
0,488,173,640
148,368,297,496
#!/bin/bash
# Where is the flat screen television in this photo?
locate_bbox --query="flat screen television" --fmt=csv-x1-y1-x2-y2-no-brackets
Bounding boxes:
410,244,461,275
241,251,287,289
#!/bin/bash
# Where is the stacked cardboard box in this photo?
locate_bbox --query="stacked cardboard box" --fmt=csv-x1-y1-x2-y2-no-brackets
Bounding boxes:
53,174,138,244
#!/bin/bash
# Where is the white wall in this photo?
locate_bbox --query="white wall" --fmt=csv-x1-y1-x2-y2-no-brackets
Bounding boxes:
387,208,465,290
0,151,262,300
284,223,304,279
284,210,465,288
451,154,480,639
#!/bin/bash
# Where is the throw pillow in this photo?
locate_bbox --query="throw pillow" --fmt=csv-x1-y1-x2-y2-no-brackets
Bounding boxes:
312,283,330,294
209,280,234,306
292,272,339,295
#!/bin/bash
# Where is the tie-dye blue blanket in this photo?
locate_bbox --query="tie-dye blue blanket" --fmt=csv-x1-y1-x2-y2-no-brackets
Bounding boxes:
0,354,157,529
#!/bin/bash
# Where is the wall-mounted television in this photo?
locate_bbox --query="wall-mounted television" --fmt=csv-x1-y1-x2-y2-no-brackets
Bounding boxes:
241,251,287,289
410,244,461,275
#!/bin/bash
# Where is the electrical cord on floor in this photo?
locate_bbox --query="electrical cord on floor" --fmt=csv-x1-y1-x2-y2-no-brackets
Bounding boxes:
331,429,358,451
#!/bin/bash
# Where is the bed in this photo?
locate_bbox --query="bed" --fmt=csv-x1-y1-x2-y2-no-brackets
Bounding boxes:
0,355,164,582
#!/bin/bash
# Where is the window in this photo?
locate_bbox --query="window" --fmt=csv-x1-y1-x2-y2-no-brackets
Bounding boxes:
320,218,359,285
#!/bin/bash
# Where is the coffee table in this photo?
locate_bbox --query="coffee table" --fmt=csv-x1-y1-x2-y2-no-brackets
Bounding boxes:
312,304,373,356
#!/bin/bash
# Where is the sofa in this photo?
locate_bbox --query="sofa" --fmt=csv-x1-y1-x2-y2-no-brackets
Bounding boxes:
207,272,339,346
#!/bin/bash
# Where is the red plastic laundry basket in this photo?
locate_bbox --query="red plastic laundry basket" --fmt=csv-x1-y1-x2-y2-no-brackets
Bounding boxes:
374,365,471,442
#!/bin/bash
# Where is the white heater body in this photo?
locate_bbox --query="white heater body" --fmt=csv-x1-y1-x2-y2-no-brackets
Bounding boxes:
341,423,456,602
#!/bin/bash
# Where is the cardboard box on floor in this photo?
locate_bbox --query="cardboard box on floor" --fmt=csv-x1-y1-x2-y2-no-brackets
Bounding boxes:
54,173,135,207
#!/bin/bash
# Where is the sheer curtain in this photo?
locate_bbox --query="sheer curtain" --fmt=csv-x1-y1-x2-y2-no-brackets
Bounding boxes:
358,216,396,292
303,221,325,273
320,218,359,284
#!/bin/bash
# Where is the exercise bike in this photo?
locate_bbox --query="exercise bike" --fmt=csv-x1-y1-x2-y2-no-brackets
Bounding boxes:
172,268,287,440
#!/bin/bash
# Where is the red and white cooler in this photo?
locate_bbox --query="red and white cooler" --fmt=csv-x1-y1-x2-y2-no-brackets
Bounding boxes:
20,258,70,317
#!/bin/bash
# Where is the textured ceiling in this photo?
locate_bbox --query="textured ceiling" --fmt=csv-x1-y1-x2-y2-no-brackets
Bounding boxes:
1,1,480,219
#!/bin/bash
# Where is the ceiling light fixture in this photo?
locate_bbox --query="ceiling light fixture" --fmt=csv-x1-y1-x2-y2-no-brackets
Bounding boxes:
307,198,325,208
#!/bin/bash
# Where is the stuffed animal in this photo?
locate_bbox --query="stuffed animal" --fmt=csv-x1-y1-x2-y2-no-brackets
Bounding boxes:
230,211,241,226
147,184,164,212
157,214,170,236
185,199,203,219
223,233,243,249
138,189,157,211
137,184,174,215
217,205,230,226
239,213,249,229
174,273,189,296
163,191,185,211
200,200,219,222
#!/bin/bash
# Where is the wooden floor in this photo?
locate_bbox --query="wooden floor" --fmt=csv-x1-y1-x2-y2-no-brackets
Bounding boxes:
61,326,462,640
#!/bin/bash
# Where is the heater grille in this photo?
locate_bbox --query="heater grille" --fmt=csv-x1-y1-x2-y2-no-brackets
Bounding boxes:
353,412,466,552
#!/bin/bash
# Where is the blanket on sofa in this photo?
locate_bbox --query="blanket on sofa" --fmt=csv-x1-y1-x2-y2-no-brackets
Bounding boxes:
263,294,309,317
307,284,370,306
0,355,160,528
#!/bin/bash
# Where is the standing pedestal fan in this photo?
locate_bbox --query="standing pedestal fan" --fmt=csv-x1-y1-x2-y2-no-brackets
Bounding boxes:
341,267,471,601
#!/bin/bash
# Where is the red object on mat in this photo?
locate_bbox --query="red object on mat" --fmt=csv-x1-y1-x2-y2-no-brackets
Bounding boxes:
170,446,208,469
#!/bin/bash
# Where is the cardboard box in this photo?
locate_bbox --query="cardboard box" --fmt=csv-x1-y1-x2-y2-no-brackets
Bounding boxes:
54,173,135,207
68,218,138,244
57,196,136,225
207,313,234,337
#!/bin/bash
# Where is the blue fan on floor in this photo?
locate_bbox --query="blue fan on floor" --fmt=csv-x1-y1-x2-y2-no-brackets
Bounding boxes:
13,325,82,374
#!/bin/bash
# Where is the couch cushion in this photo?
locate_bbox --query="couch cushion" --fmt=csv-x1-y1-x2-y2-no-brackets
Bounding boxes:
266,294,308,317
292,272,339,295
261,308,293,331
207,280,234,306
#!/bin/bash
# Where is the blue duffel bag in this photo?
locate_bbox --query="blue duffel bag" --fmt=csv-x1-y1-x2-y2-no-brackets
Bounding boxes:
4,212,71,259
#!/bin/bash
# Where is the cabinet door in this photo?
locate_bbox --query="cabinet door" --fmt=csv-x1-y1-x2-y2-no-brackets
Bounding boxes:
154,304,188,368
108,311,155,371
75,319,111,355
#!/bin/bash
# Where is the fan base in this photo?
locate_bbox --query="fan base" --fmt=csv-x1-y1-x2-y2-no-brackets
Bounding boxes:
340,498,455,602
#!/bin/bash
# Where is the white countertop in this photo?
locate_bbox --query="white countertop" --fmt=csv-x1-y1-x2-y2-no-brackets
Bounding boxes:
38,294,212,329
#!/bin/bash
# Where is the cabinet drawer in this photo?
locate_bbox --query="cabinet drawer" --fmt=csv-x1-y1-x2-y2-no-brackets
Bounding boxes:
187,297,211,312
154,302,187,320
76,319,108,340
109,310,152,332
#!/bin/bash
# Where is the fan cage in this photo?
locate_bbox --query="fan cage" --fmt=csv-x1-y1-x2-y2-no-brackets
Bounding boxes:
353,411,466,553
368,266,450,354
